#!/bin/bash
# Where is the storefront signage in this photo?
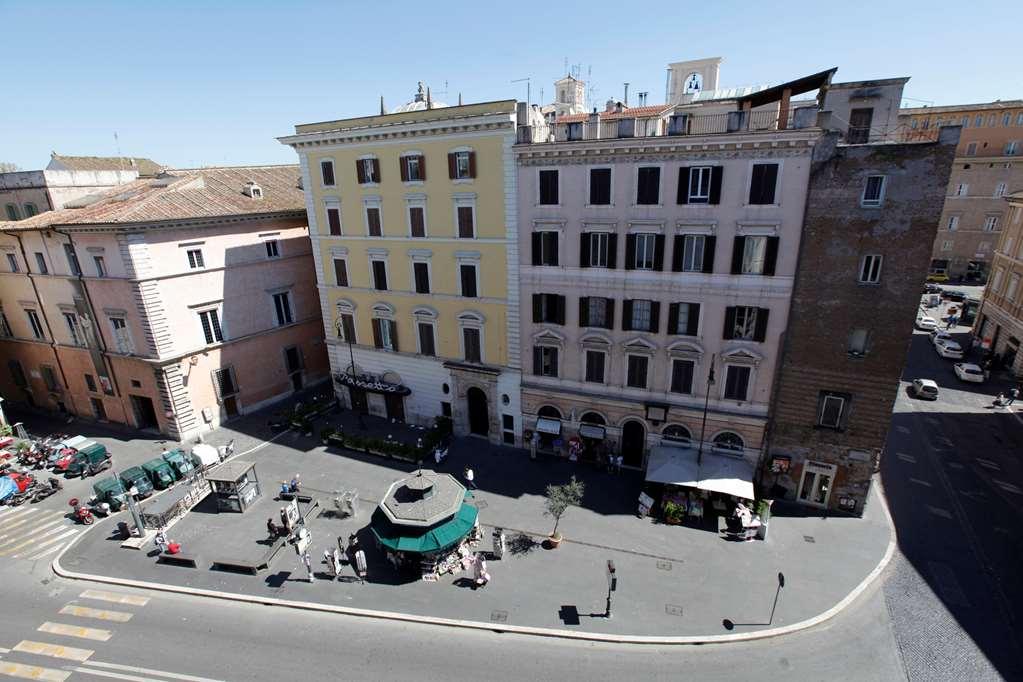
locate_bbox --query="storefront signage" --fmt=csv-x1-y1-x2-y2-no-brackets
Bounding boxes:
535,418,562,435
335,372,411,396
579,424,606,440
770,456,791,474
638,492,654,517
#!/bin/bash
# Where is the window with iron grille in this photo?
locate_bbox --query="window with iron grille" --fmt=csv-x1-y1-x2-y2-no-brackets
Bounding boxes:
859,255,883,284
626,355,649,389
861,176,886,207
198,310,223,345
320,159,335,186
213,367,239,399
63,312,84,346
187,249,205,269
26,309,44,339
265,240,280,258
723,365,751,401
584,350,605,383
64,244,82,276
462,328,482,363
533,346,558,377
272,292,293,326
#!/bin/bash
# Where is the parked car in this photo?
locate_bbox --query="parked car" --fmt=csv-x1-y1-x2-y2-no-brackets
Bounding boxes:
924,283,942,294
162,449,196,479
929,330,953,344
927,273,950,283
953,363,985,383
916,316,938,331
61,442,111,478
118,466,154,499
142,457,176,490
943,290,967,302
912,379,940,400
935,338,964,359
92,477,128,512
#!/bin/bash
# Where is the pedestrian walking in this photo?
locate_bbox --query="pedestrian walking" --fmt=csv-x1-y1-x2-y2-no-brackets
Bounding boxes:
154,529,168,554
280,507,293,536
464,466,476,489
301,550,313,582
1006,387,1020,406
945,316,955,330
614,454,624,474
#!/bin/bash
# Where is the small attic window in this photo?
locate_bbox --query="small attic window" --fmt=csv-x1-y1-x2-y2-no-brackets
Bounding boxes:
243,181,263,199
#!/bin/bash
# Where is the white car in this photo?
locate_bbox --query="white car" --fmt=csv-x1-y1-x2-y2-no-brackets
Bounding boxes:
953,363,985,383
912,378,939,400
929,330,952,345
934,338,964,359
916,316,938,331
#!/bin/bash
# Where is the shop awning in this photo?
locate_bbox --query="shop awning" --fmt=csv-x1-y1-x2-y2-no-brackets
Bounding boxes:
698,452,756,500
535,418,562,435
578,424,605,440
644,446,699,487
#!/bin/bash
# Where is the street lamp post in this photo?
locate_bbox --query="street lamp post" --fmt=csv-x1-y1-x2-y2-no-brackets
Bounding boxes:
604,560,617,618
697,354,716,465
337,316,366,431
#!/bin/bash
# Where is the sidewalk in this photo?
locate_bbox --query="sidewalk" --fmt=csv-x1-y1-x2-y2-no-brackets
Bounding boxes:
54,413,895,642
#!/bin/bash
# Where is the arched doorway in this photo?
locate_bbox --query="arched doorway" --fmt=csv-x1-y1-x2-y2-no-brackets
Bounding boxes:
467,387,489,436
620,420,646,469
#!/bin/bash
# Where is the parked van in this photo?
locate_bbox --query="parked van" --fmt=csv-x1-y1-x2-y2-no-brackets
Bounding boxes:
92,477,128,512
118,466,154,499
162,449,195,478
62,442,111,478
142,458,176,490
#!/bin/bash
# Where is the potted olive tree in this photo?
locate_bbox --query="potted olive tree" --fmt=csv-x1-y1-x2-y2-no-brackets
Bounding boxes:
543,476,585,549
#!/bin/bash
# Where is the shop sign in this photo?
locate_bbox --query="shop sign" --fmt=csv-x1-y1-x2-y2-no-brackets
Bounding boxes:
335,372,411,396
770,456,791,474
638,492,654,517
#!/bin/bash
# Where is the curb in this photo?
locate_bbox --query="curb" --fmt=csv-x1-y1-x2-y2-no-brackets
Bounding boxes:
51,487,898,645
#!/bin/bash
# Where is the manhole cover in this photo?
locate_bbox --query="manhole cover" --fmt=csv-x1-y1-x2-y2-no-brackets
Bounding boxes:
665,604,683,617
490,610,508,623
803,535,816,543
656,560,672,571
475,500,489,510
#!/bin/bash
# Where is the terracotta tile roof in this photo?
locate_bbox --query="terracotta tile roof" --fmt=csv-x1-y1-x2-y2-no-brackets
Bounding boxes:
49,154,164,177
555,104,672,124
1,165,305,231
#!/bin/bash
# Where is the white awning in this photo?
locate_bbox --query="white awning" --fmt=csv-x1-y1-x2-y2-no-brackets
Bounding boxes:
644,446,699,487
535,418,562,435
698,452,756,500
578,424,605,440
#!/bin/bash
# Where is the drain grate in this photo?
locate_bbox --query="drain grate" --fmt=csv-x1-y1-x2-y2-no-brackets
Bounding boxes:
490,610,508,623
665,604,683,617
656,560,672,571
803,535,816,543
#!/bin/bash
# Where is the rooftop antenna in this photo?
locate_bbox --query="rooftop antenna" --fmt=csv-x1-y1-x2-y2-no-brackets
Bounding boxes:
113,132,124,173
512,77,531,106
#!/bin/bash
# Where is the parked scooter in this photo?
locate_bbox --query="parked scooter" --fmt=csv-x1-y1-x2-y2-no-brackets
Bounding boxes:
30,477,63,503
68,498,94,525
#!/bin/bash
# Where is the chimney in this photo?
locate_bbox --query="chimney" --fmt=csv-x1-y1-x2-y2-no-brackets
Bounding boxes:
380,95,385,115
605,99,615,112
426,87,433,109
624,83,629,106
458,92,463,106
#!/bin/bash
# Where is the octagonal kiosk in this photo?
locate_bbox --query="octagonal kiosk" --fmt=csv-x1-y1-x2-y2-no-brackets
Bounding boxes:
207,460,261,513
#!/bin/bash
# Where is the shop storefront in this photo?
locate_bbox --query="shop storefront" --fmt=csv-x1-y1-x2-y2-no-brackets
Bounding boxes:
335,371,411,422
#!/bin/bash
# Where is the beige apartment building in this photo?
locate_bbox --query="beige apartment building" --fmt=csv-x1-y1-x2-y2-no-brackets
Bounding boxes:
0,165,328,439
901,101,1023,282
975,192,1023,377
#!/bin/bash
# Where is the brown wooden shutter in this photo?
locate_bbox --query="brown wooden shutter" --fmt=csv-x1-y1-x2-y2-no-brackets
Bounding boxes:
622,300,633,331
372,158,381,182
649,302,660,333
667,303,680,335
399,157,409,182
372,319,382,348
532,294,542,323
754,308,769,342
607,234,618,269
356,160,366,184
702,236,716,273
417,155,426,181
653,235,666,271
763,237,779,276
579,297,590,327
468,152,476,178
604,298,615,330
448,153,457,179
709,166,723,204
731,236,746,274
624,235,636,270
389,320,399,351
687,303,700,335
723,307,736,340
579,233,590,268
677,167,691,204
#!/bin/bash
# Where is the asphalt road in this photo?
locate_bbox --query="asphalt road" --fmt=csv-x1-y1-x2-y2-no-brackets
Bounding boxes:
881,311,1023,680
0,555,906,682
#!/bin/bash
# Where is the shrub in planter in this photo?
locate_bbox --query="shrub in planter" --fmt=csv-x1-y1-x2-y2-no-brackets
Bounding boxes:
662,501,684,524
543,476,585,548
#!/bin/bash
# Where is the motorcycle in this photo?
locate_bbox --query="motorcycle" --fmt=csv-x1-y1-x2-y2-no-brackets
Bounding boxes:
3,472,37,506
30,477,63,503
68,498,94,525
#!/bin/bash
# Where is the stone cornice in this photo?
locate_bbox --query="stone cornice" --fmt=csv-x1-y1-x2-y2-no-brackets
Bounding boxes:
29,211,308,235
279,114,516,150
515,132,819,164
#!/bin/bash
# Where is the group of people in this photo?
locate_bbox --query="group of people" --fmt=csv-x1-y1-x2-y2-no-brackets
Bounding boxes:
993,387,1020,408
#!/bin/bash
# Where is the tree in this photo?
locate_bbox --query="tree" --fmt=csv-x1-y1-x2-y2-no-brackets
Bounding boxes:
544,476,585,539
0,162,20,173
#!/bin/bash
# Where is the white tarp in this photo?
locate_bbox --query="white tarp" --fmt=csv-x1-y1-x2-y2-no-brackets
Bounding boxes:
644,446,699,487
535,418,562,435
698,452,756,500
191,443,220,468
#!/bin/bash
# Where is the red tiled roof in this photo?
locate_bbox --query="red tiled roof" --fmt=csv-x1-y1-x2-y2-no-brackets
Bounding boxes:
555,104,671,124
1,165,305,231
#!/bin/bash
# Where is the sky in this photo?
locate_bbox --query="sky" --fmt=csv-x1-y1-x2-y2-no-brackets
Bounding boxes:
3,0,1021,171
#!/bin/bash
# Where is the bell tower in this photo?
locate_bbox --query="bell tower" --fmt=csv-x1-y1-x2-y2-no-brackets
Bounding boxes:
553,75,586,116
666,57,723,104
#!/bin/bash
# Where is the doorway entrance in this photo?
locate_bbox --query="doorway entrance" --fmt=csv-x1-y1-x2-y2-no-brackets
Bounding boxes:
349,387,368,414
284,346,304,392
620,420,646,469
384,394,405,422
130,395,159,430
798,460,837,508
467,387,489,436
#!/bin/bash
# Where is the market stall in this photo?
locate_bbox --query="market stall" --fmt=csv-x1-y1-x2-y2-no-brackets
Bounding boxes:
643,445,758,527
370,470,482,581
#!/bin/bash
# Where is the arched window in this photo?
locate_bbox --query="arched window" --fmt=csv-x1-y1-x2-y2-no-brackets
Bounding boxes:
662,424,691,444
713,431,744,452
538,405,562,419
579,411,606,425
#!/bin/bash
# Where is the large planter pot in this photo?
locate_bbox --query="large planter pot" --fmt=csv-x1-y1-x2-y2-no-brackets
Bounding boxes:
546,533,563,549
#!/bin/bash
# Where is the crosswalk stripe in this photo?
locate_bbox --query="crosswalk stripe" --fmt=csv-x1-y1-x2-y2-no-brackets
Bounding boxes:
0,523,74,557
0,510,64,535
0,517,67,549
67,667,159,682
38,622,113,642
0,661,71,681
76,661,227,682
12,639,94,662
0,508,39,522
23,544,67,562
58,605,133,622
14,529,78,559
80,590,150,607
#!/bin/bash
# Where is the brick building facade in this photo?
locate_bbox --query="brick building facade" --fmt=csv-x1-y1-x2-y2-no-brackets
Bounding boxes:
765,126,960,515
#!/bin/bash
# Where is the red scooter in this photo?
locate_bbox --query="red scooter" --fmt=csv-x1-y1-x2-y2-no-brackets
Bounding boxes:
68,498,94,525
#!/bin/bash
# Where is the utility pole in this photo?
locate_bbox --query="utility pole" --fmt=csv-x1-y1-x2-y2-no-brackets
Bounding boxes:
697,354,716,465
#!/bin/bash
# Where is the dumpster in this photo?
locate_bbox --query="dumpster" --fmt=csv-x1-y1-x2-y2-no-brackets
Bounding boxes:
92,477,128,512
162,449,195,479
190,444,220,471
63,442,111,478
119,466,154,499
142,458,176,489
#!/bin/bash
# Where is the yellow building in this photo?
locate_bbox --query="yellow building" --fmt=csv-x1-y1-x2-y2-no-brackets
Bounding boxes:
280,88,521,445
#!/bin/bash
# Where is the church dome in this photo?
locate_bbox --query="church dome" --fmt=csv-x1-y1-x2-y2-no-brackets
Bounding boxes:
392,82,448,113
